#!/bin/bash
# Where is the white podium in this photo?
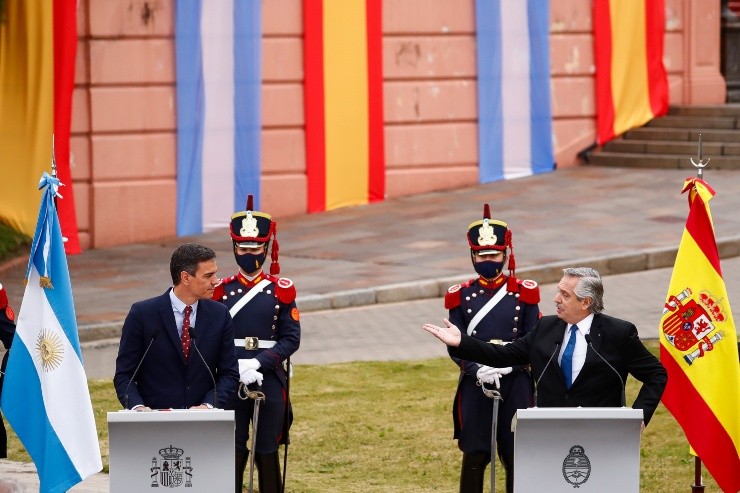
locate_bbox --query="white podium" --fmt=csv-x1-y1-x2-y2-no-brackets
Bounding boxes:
513,407,643,492
108,410,235,492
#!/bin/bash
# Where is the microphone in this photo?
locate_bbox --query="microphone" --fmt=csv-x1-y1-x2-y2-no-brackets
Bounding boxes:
189,327,218,409
585,334,626,407
533,342,561,407
124,329,159,409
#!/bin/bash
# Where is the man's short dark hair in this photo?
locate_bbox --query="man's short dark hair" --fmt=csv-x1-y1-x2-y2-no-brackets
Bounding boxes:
170,244,216,285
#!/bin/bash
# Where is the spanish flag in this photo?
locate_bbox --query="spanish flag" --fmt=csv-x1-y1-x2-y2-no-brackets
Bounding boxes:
0,0,80,253
659,179,740,493
593,0,668,144
303,0,384,213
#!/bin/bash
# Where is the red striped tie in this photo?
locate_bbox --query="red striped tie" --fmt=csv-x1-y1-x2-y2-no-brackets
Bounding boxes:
181,305,192,361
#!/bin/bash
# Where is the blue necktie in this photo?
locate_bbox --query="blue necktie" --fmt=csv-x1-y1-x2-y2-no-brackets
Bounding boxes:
562,325,578,389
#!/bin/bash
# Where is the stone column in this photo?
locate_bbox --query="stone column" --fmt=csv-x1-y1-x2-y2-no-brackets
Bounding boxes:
682,0,727,103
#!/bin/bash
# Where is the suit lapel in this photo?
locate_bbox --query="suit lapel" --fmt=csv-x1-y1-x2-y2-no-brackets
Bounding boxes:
551,318,567,371
584,314,605,368
194,299,208,336
160,289,186,365
543,318,568,387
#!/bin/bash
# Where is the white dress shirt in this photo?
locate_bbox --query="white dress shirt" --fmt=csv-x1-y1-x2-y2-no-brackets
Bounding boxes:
169,289,198,337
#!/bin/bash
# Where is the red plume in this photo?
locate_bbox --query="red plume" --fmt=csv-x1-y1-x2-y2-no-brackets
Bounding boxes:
506,229,517,290
483,203,491,219
246,194,254,211
270,227,280,275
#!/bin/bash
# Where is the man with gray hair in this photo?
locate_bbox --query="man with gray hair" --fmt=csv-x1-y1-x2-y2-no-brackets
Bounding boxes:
423,266,667,430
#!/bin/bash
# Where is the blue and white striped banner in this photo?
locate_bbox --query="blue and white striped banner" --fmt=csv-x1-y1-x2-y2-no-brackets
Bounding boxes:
175,0,262,236
476,0,554,182
1,173,101,493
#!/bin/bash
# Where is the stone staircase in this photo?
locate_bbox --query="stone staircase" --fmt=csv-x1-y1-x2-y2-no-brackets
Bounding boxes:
584,104,740,169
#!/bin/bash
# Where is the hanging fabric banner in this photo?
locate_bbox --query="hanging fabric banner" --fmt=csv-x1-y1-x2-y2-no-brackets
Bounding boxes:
475,0,555,182
593,0,669,144
175,0,262,236
0,0,81,253
303,0,385,213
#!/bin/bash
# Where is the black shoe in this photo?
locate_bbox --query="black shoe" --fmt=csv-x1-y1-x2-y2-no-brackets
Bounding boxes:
460,452,489,493
255,451,282,493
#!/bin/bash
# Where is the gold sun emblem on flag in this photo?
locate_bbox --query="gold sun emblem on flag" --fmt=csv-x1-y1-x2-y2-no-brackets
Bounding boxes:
36,329,64,372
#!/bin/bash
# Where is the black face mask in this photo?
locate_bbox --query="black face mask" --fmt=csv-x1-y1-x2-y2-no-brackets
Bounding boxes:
235,251,267,274
474,260,505,279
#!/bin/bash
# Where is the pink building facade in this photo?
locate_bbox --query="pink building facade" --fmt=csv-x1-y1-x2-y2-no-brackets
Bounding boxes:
70,0,726,249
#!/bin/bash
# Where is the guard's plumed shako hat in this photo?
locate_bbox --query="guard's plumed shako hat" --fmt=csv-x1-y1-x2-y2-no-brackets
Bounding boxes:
467,204,519,284
467,204,510,254
229,194,281,275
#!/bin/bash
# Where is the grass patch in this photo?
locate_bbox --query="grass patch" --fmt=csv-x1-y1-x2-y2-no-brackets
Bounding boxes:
0,222,30,263
4,341,719,491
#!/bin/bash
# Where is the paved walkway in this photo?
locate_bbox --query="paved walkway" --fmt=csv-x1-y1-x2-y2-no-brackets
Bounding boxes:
2,166,740,338
2,165,740,491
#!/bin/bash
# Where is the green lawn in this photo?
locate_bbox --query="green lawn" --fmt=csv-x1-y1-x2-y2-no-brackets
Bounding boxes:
4,342,720,492
0,222,29,263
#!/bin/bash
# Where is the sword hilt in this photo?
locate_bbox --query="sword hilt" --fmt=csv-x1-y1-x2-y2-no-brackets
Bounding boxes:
238,383,266,401
479,382,503,400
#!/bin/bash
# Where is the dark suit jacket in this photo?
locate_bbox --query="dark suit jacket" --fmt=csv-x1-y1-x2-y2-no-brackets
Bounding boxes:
450,313,667,425
114,289,239,410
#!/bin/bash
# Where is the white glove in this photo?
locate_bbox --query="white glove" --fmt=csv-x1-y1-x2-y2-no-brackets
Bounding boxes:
476,366,513,389
239,368,264,386
239,358,261,372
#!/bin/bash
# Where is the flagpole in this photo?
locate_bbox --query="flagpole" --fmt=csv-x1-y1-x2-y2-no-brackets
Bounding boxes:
689,133,709,180
51,134,58,206
689,134,709,493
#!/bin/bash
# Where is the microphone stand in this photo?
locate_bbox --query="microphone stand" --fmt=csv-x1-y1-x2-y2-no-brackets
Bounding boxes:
533,342,560,407
124,333,158,409
585,334,625,407
189,327,218,408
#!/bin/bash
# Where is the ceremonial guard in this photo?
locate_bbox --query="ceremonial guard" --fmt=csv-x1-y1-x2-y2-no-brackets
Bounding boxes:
214,196,300,493
0,283,16,458
445,205,540,493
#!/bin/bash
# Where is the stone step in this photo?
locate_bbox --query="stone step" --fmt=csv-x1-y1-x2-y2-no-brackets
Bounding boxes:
603,139,740,156
646,115,739,130
582,105,740,168
668,104,740,118
586,151,740,169
622,127,740,143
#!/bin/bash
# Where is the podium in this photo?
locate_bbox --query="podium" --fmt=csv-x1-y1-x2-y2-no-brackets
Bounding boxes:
513,407,643,492
108,409,234,492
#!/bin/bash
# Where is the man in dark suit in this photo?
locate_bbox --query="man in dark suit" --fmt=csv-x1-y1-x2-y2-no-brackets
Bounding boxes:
114,244,239,410
423,267,667,430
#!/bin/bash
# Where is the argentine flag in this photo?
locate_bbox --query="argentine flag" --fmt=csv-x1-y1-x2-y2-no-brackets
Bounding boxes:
175,0,262,236
0,173,101,492
476,0,555,182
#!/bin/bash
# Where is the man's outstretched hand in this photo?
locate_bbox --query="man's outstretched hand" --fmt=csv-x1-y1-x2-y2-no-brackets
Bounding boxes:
422,318,462,347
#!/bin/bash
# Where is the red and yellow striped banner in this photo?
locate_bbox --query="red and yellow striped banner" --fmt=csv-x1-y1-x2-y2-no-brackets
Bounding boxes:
0,0,80,253
303,0,384,213
659,179,740,492
593,0,668,144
